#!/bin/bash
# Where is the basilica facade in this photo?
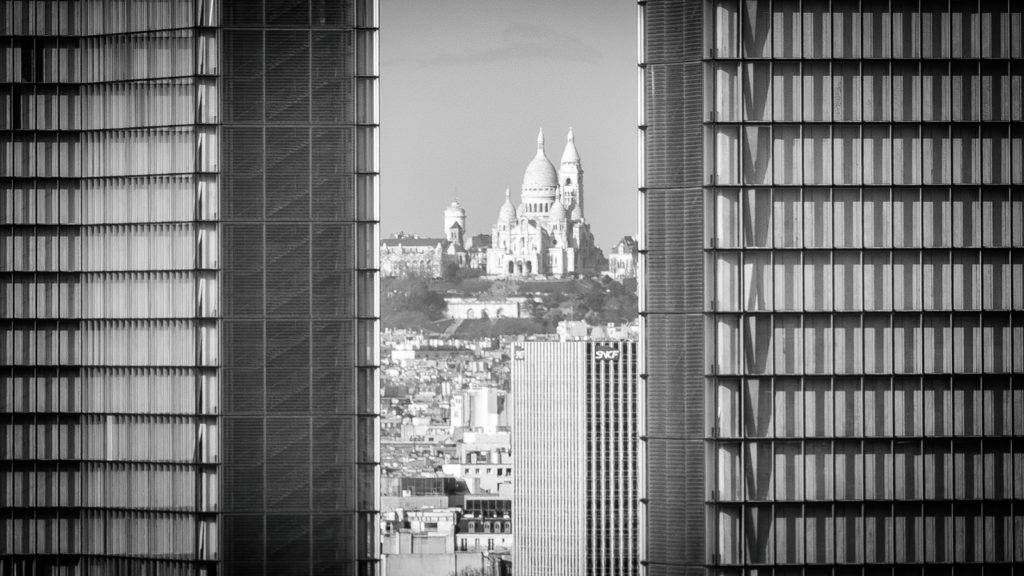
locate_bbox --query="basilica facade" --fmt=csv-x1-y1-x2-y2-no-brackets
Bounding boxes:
486,129,605,277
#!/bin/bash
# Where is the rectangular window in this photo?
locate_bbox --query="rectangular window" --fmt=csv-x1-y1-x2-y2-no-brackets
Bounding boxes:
716,126,740,185
803,4,830,58
743,315,773,374
862,3,891,58
923,378,954,439
743,126,772,185
953,188,981,247
892,188,922,248
803,126,832,186
832,0,862,58
923,125,952,185
922,5,951,58
773,253,801,312
743,252,772,312
773,126,801,185
953,314,982,374
834,378,863,438
804,252,832,312
833,188,862,248
774,442,803,501
774,315,802,375
805,504,835,563
864,314,893,374
833,125,862,184
742,0,770,58
895,377,923,437
715,62,741,122
834,253,863,312
863,62,891,122
982,127,1010,186
982,251,1011,310
953,251,981,309
832,64,861,123
802,63,831,121
804,314,832,374
743,188,772,247
714,0,740,58
772,189,801,248
863,125,892,185
835,444,864,502
923,314,952,373
893,62,922,122
715,252,741,311
863,252,892,311
893,4,921,58
772,62,800,122
894,314,922,373
923,62,952,121
745,442,774,500
743,62,771,122
744,378,773,438
921,251,950,309
893,252,922,311
714,188,741,248
804,378,833,437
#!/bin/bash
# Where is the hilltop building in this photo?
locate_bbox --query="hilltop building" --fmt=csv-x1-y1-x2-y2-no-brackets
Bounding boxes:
607,235,639,279
381,201,469,278
486,129,606,278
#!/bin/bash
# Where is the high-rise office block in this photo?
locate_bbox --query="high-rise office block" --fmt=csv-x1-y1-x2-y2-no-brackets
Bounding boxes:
512,341,639,576
1,1,379,574
639,1,1024,574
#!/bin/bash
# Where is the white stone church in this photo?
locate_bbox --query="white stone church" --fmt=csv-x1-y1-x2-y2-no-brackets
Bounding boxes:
486,129,605,277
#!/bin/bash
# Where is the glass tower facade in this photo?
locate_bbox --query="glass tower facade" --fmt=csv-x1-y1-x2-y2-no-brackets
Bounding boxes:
639,1,1023,574
1,0,379,574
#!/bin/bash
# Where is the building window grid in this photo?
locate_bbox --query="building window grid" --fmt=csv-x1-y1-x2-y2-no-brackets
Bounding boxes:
1,4,219,570
704,0,1023,569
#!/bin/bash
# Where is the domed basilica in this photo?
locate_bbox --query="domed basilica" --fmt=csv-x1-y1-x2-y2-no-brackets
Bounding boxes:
486,128,605,277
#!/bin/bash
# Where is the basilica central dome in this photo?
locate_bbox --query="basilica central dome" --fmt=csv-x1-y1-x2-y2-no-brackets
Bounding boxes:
521,129,559,197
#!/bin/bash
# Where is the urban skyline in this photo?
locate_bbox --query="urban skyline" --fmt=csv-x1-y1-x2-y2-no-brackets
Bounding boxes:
4,1,1024,575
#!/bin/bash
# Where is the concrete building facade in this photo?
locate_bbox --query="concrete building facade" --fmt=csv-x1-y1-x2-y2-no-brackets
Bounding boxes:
512,341,639,576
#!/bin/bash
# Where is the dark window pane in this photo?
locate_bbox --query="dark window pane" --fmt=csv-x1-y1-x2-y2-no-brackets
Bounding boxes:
266,127,310,220
266,31,310,122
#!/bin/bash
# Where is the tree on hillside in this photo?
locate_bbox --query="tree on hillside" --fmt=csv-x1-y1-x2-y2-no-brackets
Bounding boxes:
442,261,461,283
488,278,521,298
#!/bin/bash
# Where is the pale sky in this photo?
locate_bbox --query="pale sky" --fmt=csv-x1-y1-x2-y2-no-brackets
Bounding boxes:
380,0,638,249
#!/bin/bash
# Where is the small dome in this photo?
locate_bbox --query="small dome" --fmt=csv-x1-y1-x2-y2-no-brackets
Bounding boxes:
560,127,581,165
522,129,559,197
570,202,583,220
498,188,517,223
548,200,567,221
445,200,465,216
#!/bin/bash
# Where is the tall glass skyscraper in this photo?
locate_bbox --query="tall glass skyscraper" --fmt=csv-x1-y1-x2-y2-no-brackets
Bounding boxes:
639,1,1023,574
1,1,379,574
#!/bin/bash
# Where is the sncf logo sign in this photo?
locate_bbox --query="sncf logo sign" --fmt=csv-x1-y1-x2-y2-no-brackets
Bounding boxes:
594,346,620,362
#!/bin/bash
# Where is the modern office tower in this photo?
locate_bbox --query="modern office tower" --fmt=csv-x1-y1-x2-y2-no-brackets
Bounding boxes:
638,1,1024,574
512,341,639,576
1,1,379,574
